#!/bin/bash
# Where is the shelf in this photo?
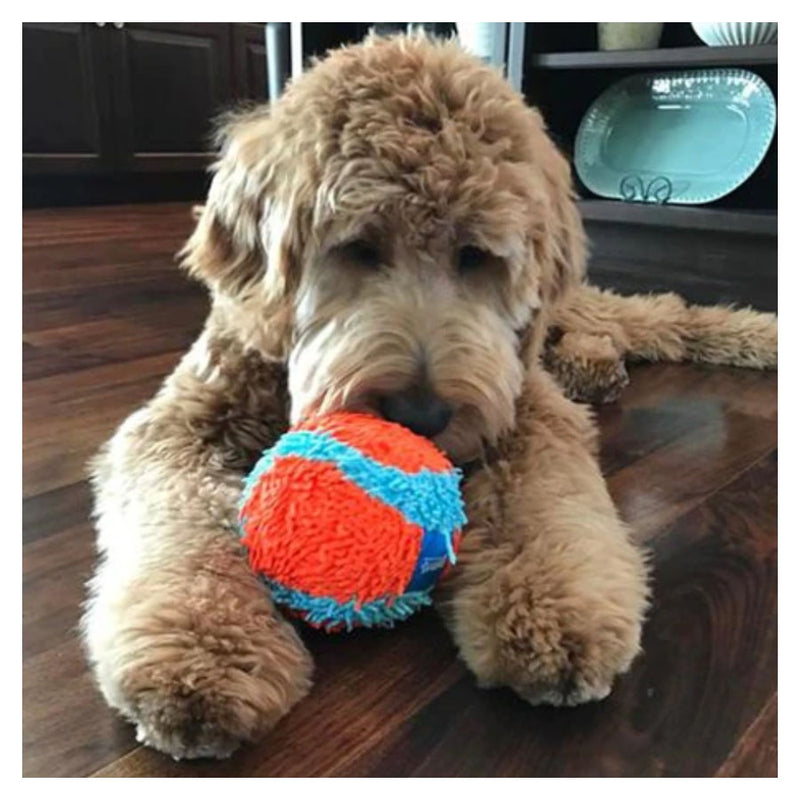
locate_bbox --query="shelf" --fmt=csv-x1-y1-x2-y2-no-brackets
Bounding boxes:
578,200,776,236
531,44,777,70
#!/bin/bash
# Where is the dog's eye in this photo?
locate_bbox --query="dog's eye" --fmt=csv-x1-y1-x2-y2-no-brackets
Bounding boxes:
457,246,493,275
340,239,382,269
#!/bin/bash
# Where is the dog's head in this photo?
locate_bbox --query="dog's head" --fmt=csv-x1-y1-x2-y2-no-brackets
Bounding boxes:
181,34,585,464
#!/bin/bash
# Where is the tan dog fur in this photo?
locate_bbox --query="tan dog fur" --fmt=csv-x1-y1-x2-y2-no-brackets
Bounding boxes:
546,284,776,401
81,34,777,760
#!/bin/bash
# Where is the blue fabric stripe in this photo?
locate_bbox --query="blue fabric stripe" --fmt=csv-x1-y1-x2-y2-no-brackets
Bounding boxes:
404,527,452,593
242,428,466,537
264,578,434,631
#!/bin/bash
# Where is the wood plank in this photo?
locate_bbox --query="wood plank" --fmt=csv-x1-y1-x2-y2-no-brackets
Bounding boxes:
608,411,776,543
23,351,184,496
22,202,196,244
24,277,205,333
24,340,119,381
23,522,96,659
600,363,777,421
23,640,138,777
22,248,194,295
22,480,92,544
593,363,767,477
716,693,777,777
23,301,204,357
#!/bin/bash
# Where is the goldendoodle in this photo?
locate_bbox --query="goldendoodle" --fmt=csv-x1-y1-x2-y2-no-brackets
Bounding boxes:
81,34,777,760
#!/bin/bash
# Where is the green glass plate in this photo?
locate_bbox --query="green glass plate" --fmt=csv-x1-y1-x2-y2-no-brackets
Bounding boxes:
574,69,776,205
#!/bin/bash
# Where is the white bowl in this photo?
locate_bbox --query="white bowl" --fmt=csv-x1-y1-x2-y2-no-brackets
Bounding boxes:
692,23,777,46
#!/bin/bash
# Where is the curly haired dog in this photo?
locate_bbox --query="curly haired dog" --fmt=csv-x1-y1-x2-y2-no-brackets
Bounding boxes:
81,34,777,760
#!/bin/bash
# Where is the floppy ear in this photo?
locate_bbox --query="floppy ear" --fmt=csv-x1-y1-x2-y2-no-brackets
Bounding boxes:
523,110,587,308
178,107,307,310
513,111,588,369
538,149,587,307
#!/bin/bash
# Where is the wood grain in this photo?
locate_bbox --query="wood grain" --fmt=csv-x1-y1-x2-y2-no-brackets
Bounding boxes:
716,694,777,777
22,203,778,777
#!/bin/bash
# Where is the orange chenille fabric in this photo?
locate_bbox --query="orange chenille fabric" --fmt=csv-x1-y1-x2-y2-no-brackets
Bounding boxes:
295,412,452,473
240,456,422,604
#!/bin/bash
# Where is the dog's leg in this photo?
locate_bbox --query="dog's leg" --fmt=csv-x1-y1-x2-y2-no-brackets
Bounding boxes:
544,284,777,401
81,336,313,760
439,368,649,706
550,283,777,370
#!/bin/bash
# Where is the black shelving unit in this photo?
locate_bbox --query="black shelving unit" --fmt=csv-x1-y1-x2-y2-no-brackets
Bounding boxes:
531,43,776,69
523,22,777,311
578,201,777,236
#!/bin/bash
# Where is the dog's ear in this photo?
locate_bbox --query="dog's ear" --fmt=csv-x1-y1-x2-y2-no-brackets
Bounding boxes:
178,107,308,308
528,114,587,307
541,163,586,306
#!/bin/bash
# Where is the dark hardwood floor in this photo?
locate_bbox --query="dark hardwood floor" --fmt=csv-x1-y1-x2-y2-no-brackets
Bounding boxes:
22,203,777,777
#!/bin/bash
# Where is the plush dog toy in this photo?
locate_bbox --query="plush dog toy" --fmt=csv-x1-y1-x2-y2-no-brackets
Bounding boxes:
238,411,466,631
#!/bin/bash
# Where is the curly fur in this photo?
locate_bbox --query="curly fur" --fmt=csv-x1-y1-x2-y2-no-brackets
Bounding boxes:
545,284,776,401
81,33,776,760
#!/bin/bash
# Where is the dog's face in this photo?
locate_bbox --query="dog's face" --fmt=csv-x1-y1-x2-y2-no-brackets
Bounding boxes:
289,215,530,462
182,35,585,464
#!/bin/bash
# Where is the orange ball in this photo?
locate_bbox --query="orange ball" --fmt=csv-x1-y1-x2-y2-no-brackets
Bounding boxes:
238,412,466,631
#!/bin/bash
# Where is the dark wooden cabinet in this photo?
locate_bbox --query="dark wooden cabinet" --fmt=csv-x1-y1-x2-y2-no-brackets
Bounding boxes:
232,23,269,101
22,23,115,174
109,23,233,171
23,22,267,178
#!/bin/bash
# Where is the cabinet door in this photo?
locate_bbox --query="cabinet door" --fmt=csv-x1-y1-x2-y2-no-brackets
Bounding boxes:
23,23,115,175
232,23,268,101
109,23,232,171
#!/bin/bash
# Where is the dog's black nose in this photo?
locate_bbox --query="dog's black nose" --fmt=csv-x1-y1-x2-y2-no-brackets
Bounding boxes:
378,388,453,439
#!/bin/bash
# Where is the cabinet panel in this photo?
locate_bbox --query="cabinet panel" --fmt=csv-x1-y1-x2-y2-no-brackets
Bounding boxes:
233,24,268,101
111,23,231,170
22,23,113,174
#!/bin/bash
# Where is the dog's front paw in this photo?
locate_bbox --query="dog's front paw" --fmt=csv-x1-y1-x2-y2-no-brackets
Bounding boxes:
544,331,630,405
450,552,647,708
490,579,641,706
107,610,314,760
86,560,315,760
127,662,290,760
